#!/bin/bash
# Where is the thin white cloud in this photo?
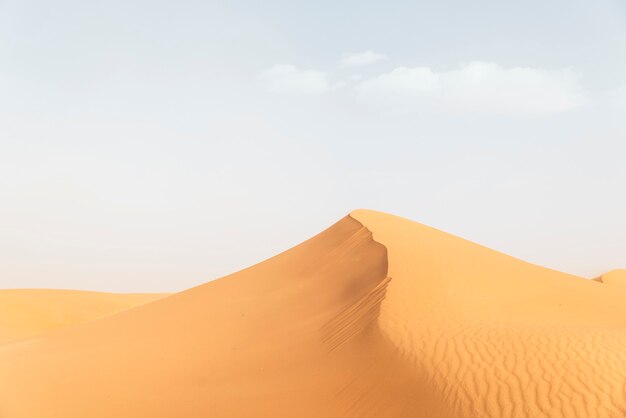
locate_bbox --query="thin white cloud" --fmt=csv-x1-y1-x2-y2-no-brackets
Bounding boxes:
339,51,388,68
356,61,587,115
261,64,340,95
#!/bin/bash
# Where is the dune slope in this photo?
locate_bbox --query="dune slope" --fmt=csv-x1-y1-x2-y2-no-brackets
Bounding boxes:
0,289,166,344
0,210,625,417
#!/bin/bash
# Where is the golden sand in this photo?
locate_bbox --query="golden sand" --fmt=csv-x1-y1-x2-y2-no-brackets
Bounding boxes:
0,289,166,344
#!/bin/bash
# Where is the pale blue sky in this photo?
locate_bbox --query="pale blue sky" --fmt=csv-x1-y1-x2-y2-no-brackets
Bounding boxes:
1,0,625,291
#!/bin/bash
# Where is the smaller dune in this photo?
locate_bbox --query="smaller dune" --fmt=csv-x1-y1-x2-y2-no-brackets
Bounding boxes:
594,269,626,288
0,289,167,344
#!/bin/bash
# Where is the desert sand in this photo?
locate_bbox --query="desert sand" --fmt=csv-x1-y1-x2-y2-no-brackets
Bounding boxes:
0,210,625,417
0,289,166,344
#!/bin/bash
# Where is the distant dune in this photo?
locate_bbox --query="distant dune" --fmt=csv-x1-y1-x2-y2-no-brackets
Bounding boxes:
594,269,626,289
0,210,624,417
0,289,167,344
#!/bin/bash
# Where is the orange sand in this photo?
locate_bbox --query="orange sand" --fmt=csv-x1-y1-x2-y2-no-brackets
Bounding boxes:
0,210,624,417
0,289,166,344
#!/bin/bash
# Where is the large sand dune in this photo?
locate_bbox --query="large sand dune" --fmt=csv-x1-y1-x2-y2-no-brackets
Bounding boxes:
0,210,625,417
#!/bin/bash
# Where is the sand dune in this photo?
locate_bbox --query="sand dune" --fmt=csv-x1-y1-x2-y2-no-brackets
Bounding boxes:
0,210,625,417
594,269,626,289
0,289,166,344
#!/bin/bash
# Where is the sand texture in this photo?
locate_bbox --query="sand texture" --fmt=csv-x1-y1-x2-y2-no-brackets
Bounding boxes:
0,210,625,417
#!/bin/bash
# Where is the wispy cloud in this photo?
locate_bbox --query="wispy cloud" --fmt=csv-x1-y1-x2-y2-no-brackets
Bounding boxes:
339,51,388,68
356,62,587,115
261,64,341,95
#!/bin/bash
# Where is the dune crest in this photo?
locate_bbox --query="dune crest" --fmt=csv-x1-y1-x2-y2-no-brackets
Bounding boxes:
0,210,625,417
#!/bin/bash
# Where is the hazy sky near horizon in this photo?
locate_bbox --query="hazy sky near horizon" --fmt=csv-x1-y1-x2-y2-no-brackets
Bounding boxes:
1,0,625,291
